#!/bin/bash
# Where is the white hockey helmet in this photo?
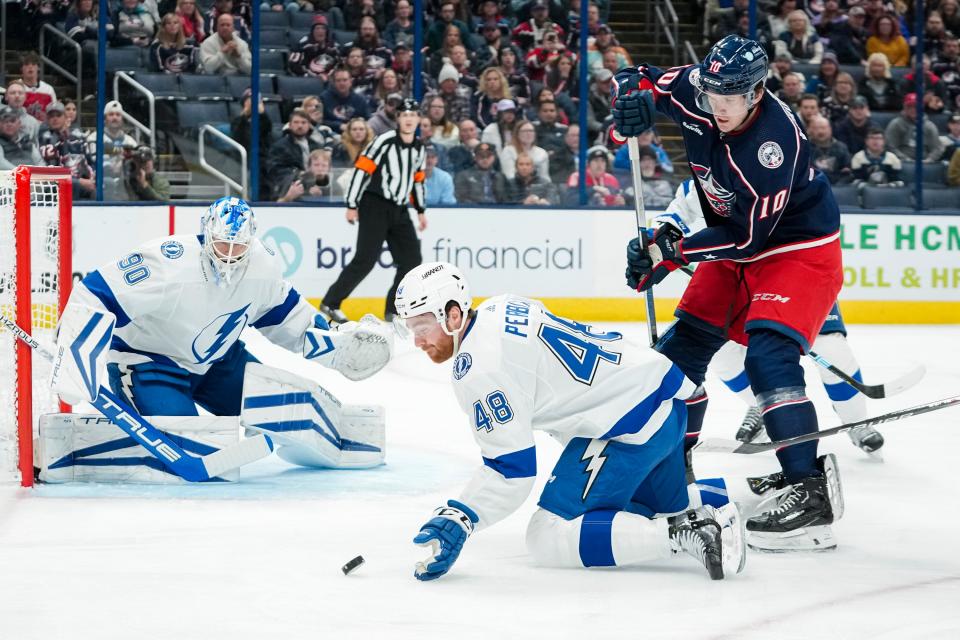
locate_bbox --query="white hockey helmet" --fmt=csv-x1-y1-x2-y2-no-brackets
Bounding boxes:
201,196,257,286
394,262,472,336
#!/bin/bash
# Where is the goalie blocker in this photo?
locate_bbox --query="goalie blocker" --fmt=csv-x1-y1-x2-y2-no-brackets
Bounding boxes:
36,362,385,483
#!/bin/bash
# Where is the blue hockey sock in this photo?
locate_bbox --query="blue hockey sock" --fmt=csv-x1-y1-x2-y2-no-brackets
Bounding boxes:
745,329,819,483
578,509,618,567
684,386,708,452
758,389,819,483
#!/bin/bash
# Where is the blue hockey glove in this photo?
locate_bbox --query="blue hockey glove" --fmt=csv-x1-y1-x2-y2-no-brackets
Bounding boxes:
413,499,479,581
625,226,688,292
611,68,656,139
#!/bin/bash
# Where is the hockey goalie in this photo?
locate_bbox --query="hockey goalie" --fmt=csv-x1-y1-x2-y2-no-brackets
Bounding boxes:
40,196,391,483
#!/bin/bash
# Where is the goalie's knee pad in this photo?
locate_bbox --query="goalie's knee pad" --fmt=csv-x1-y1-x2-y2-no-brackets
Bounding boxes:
241,363,385,469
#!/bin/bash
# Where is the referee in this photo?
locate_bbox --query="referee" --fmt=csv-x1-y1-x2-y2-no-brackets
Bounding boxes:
321,98,427,324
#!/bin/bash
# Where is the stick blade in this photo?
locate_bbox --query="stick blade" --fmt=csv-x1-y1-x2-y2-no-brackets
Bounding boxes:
202,434,275,479
880,363,926,397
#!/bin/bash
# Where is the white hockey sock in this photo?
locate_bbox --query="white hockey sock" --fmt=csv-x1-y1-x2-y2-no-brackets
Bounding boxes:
525,508,672,568
813,333,867,423
711,341,755,405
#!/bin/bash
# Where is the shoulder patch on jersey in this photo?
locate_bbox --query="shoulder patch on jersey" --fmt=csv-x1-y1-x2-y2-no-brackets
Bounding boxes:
160,240,184,259
453,352,473,380
758,141,784,169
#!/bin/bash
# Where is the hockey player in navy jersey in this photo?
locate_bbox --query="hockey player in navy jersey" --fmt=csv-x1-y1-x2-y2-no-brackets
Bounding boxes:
612,35,845,551
49,197,393,473
652,181,884,458
394,262,746,581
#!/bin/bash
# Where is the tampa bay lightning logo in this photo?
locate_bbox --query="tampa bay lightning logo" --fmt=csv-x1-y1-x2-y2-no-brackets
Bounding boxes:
160,240,184,259
191,304,250,363
690,163,736,217
453,352,473,380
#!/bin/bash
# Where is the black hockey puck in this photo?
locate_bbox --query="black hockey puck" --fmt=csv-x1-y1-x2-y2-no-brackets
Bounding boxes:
342,555,365,575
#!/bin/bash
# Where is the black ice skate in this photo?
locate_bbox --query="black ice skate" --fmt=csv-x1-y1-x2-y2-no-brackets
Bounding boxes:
685,448,696,485
849,425,885,458
745,473,837,552
319,304,349,327
669,504,746,580
735,405,764,443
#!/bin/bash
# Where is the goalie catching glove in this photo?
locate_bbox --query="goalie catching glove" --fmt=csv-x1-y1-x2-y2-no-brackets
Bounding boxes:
413,500,479,581
303,313,393,381
625,225,688,292
50,304,116,405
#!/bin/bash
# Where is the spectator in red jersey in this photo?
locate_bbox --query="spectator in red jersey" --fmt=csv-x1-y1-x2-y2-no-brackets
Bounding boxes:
567,145,624,206
512,0,564,52
19,52,57,123
175,0,205,42
525,29,566,83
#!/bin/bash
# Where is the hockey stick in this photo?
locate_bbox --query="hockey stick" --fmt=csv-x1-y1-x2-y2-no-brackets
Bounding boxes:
694,395,960,454
1,313,274,481
807,350,926,400
628,136,658,347
669,268,923,399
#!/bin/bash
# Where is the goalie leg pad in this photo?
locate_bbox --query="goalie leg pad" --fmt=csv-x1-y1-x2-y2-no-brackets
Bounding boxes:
50,304,116,405
241,363,385,469
37,413,243,483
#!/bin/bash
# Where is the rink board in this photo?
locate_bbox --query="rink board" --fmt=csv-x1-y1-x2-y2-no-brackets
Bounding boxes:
73,204,960,323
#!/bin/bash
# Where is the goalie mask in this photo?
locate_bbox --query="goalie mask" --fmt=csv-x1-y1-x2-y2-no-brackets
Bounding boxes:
201,196,257,286
394,262,472,341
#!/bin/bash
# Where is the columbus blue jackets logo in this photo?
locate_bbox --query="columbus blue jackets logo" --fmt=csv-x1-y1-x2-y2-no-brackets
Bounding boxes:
690,163,736,217
758,141,784,169
160,241,184,259
453,352,473,380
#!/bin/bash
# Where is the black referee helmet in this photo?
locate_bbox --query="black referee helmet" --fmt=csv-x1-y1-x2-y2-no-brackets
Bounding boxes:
399,98,420,114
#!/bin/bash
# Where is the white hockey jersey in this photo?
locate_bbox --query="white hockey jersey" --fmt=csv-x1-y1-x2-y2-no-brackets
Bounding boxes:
452,295,696,530
68,234,318,374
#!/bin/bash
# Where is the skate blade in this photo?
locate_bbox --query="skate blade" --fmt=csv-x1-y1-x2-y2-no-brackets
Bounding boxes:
747,525,837,553
819,453,845,521
718,503,747,575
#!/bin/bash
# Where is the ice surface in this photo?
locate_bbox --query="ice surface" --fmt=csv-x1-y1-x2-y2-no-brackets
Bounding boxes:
1,324,958,640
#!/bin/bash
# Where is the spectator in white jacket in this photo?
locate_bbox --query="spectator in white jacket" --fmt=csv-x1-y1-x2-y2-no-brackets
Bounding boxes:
200,13,251,75
498,118,549,181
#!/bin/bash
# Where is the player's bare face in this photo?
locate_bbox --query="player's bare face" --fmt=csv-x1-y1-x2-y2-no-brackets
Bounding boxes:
406,314,454,363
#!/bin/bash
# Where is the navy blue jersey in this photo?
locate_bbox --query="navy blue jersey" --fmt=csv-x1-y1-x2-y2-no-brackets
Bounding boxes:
641,64,840,262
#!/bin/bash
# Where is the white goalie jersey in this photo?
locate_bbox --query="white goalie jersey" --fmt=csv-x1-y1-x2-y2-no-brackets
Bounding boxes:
66,234,319,375
452,295,696,530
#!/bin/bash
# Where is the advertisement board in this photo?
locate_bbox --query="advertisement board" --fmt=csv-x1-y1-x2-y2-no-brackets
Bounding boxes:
73,204,960,323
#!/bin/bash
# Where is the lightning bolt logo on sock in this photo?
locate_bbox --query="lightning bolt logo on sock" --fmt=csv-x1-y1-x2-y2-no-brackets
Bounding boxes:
580,440,610,501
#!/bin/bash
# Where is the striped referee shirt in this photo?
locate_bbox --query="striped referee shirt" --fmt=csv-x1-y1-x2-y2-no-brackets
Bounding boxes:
345,130,427,213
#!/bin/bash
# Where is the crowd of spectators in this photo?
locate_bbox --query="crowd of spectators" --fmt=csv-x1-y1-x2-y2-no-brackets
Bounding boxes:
706,0,960,193
8,0,960,204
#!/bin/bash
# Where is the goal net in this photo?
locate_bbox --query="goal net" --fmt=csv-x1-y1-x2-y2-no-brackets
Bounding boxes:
0,166,72,487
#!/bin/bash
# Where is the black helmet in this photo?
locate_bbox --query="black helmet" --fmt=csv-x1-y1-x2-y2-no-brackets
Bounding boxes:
399,98,420,114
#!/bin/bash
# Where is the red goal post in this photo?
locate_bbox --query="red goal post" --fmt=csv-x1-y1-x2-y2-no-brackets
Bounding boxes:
0,166,73,487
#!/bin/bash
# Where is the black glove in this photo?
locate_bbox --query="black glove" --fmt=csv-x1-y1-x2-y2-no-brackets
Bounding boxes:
625,226,688,292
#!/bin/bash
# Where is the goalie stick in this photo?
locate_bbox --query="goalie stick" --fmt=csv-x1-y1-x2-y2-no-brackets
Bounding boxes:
1,313,274,481
694,395,960,454
669,267,923,399
628,136,658,347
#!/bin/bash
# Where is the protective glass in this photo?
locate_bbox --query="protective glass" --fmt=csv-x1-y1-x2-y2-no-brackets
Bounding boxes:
392,313,440,341
694,88,753,117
